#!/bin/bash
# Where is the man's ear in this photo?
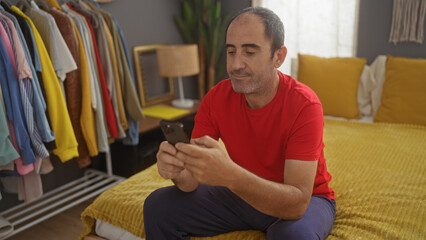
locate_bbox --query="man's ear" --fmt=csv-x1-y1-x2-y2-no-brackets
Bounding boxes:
274,46,287,68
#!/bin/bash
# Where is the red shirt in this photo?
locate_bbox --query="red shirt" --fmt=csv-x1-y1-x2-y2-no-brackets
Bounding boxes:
192,71,334,199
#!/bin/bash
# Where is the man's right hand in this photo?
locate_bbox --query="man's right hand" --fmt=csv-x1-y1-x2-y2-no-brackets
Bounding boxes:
156,141,185,180
156,141,200,192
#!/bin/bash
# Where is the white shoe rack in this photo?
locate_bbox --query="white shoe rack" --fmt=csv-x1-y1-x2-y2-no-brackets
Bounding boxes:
0,150,125,239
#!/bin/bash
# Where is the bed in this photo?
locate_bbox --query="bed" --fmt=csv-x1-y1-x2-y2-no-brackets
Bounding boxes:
79,55,426,239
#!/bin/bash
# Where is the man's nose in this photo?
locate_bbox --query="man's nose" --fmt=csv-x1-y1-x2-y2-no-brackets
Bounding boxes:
228,54,245,71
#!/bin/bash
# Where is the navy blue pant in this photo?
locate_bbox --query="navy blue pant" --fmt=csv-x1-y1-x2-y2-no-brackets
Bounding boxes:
143,184,336,240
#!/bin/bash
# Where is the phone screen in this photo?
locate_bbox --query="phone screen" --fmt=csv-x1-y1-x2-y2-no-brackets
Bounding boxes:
160,120,190,146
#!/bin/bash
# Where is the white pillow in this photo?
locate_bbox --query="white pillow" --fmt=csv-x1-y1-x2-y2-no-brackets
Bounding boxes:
290,58,374,117
369,55,387,116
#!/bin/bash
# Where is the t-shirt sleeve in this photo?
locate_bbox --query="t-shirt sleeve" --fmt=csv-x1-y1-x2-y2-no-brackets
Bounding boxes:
285,103,324,161
191,90,220,140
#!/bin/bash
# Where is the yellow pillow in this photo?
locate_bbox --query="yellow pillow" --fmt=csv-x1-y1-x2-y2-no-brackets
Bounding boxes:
298,54,366,119
374,55,426,125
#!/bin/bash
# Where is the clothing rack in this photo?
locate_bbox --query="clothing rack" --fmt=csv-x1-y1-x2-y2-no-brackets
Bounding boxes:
0,0,136,238
0,150,125,239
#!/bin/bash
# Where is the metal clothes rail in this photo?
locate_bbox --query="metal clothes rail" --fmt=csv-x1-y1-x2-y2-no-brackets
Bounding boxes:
0,151,125,239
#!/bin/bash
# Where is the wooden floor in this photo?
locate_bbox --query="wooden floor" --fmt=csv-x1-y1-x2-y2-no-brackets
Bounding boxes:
6,198,95,240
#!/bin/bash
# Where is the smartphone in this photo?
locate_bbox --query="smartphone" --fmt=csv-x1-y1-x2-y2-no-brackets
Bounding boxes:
159,120,190,146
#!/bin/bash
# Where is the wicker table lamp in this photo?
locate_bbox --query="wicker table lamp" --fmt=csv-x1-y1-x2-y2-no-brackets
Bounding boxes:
157,44,199,108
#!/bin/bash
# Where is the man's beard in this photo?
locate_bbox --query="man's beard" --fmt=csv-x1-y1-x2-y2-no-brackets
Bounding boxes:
229,70,258,94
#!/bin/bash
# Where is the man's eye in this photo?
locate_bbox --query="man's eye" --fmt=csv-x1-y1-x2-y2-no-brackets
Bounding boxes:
227,51,235,55
246,52,255,55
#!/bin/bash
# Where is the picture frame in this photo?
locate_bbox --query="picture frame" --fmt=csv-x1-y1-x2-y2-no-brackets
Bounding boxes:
133,43,176,107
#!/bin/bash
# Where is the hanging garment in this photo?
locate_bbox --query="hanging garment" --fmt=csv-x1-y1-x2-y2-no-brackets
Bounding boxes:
0,103,33,176
102,19,128,132
85,2,126,137
1,3,37,72
0,167,43,203
0,84,19,166
0,73,26,176
0,162,14,171
0,22,36,166
0,82,21,173
115,14,143,145
0,102,33,176
1,2,57,151
71,19,98,157
0,13,49,160
44,0,61,10
18,169,42,203
69,2,119,139
11,6,78,162
39,156,53,174
80,1,125,139
100,12,142,145
49,8,91,168
25,1,77,101
64,4,109,153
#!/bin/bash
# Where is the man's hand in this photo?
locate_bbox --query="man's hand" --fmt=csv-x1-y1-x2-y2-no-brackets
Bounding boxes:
175,136,239,186
156,141,200,192
156,141,185,180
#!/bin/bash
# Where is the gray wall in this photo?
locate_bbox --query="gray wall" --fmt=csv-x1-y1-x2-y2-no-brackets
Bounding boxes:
222,0,252,16
357,0,426,63
101,0,183,51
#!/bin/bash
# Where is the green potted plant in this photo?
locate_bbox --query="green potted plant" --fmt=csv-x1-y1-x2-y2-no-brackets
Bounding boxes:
174,0,229,99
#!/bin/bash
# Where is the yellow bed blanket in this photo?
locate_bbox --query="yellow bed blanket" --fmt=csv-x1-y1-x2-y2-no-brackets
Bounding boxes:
80,119,426,239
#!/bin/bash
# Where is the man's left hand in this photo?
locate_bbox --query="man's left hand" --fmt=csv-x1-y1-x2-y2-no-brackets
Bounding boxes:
175,136,239,186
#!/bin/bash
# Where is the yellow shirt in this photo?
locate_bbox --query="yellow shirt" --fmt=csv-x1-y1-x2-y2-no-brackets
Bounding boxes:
44,0,62,10
72,22,98,156
12,7,78,162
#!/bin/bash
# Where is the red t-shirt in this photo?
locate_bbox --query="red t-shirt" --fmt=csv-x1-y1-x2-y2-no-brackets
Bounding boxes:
192,71,334,199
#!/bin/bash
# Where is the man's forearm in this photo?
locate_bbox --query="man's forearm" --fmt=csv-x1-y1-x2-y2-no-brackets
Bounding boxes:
226,166,310,220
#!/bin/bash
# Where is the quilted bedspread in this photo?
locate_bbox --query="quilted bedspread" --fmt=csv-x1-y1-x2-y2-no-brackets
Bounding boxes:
80,119,426,239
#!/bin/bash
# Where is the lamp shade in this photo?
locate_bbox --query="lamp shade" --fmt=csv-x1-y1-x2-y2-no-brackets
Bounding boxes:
157,44,200,77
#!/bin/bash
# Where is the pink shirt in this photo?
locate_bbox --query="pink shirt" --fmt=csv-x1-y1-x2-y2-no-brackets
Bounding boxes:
0,13,32,80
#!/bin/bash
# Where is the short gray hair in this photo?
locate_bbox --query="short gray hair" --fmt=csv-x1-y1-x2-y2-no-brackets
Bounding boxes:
228,7,285,59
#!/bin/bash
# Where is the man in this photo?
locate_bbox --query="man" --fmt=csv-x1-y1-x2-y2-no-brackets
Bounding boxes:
144,6,336,240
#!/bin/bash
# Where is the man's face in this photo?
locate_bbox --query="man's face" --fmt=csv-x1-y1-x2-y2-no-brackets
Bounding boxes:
226,13,277,95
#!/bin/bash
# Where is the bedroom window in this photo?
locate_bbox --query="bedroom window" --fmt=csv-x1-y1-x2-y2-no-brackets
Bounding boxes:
253,0,360,75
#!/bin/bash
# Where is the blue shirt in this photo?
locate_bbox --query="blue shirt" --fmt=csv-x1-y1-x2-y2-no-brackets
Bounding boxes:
0,29,36,165
114,17,139,145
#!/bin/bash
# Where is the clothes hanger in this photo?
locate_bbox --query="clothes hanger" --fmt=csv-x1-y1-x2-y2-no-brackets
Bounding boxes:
93,0,114,3
36,0,51,10
0,0,13,7
16,0,32,11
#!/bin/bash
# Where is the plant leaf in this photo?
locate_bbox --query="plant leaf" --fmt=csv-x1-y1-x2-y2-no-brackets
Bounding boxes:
174,15,193,43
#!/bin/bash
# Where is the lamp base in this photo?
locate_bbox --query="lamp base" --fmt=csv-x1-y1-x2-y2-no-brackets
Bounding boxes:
172,99,194,109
